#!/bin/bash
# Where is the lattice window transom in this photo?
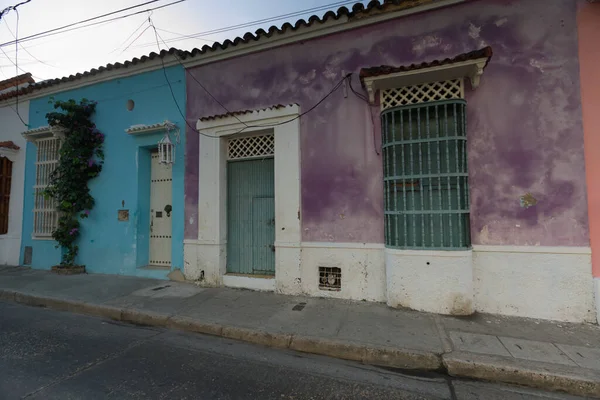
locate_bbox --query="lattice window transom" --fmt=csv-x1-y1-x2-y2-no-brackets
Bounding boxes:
381,79,464,110
228,134,274,160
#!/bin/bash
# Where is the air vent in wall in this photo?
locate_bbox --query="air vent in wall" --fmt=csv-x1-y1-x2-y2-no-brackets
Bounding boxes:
318,266,341,291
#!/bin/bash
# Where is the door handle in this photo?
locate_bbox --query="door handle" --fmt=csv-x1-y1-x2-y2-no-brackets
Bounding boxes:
269,244,275,252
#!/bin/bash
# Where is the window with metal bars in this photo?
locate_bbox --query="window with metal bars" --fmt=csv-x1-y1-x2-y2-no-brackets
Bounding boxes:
381,99,470,249
0,157,12,235
33,137,60,238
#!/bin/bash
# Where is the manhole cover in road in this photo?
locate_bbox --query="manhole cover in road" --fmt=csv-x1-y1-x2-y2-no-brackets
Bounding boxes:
292,302,307,311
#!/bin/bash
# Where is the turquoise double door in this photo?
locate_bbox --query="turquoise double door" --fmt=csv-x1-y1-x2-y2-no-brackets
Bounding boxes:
226,158,275,275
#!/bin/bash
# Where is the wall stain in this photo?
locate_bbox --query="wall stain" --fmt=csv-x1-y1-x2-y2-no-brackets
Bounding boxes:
520,192,538,208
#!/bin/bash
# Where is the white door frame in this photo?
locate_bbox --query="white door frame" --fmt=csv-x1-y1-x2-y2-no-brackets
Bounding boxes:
190,105,301,292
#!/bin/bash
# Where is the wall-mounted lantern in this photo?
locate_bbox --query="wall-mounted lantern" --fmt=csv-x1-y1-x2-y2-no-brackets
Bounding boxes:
158,132,175,165
124,120,180,165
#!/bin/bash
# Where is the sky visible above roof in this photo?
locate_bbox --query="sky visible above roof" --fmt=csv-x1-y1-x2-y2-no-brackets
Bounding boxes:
0,0,376,82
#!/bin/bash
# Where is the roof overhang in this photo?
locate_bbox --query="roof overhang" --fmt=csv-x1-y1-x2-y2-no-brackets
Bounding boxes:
22,125,67,143
360,46,493,102
0,141,20,161
125,120,177,135
0,0,467,105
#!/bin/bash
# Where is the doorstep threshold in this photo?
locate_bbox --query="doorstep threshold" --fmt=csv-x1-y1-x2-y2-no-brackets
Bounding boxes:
223,273,276,291
225,273,274,279
139,265,171,271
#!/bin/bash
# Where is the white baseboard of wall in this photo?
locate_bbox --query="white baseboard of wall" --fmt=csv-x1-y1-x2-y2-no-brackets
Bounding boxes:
385,248,473,315
298,244,386,302
222,274,275,291
472,245,595,323
183,240,597,323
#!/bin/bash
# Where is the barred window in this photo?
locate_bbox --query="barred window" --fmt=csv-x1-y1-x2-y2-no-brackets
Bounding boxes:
381,99,470,249
33,137,60,238
0,157,12,235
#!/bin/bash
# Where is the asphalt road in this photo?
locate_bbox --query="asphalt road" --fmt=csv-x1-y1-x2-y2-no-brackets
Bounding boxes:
0,301,584,400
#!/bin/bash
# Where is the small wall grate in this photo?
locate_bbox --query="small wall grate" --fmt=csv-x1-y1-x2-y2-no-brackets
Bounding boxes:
381,79,464,110
228,134,274,160
318,266,341,291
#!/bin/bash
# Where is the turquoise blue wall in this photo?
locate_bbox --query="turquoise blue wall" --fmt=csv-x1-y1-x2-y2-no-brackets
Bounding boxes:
21,66,186,279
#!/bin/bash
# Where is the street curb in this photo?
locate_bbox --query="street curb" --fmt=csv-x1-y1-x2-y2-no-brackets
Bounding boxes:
4,289,599,398
443,352,600,399
0,289,443,372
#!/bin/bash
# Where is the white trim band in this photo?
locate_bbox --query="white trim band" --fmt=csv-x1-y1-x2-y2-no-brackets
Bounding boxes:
473,245,591,255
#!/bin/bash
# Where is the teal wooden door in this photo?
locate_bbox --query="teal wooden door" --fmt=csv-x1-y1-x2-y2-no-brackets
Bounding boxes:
227,158,275,275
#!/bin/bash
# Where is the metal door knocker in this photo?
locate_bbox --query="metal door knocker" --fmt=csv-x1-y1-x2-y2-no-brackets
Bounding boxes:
164,204,172,217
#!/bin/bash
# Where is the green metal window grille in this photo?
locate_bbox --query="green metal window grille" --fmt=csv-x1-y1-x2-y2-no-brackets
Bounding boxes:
381,99,470,250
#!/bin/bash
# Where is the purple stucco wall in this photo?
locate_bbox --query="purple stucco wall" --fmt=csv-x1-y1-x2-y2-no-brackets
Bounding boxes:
185,0,589,247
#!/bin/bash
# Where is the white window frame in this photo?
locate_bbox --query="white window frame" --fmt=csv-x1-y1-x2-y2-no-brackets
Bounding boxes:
22,126,65,239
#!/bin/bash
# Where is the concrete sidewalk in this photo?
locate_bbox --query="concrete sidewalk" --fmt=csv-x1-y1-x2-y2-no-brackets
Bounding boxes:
1,266,599,398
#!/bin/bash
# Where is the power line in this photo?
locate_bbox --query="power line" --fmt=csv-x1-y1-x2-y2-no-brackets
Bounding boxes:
155,27,217,44
149,19,242,138
129,0,359,51
149,17,352,140
151,23,249,128
9,5,28,126
0,0,31,21
3,18,59,69
0,0,182,48
108,16,149,54
119,25,152,55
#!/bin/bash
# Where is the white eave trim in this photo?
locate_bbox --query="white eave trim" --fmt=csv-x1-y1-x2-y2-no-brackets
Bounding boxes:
197,104,300,137
182,0,466,70
362,57,489,102
0,147,18,161
22,125,66,143
125,120,176,135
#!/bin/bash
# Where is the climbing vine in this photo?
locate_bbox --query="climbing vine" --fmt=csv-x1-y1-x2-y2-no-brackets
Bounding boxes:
43,99,104,266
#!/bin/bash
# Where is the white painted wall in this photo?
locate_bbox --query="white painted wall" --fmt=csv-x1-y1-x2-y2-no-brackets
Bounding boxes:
386,248,474,315
0,101,28,266
296,243,386,302
473,246,596,323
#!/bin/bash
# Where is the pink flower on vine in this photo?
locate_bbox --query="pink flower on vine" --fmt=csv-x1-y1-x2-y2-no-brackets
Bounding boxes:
88,160,95,167
69,228,79,236
84,210,90,216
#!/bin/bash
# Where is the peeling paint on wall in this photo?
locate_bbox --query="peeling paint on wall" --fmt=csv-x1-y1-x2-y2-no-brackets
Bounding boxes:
184,0,588,247
520,193,538,208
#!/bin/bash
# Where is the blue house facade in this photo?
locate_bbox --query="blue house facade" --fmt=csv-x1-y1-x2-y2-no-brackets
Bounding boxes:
19,65,186,279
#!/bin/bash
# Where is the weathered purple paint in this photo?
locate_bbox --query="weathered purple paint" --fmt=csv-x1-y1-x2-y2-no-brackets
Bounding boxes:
185,0,589,246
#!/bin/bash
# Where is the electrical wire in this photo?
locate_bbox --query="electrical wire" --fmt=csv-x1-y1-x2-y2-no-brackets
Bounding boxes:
119,25,152,55
3,18,58,69
155,27,217,44
0,0,31,21
108,17,149,54
13,7,28,126
150,17,352,139
151,24,249,128
131,0,360,51
0,0,184,48
347,74,380,155
93,80,181,103
150,21,218,139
